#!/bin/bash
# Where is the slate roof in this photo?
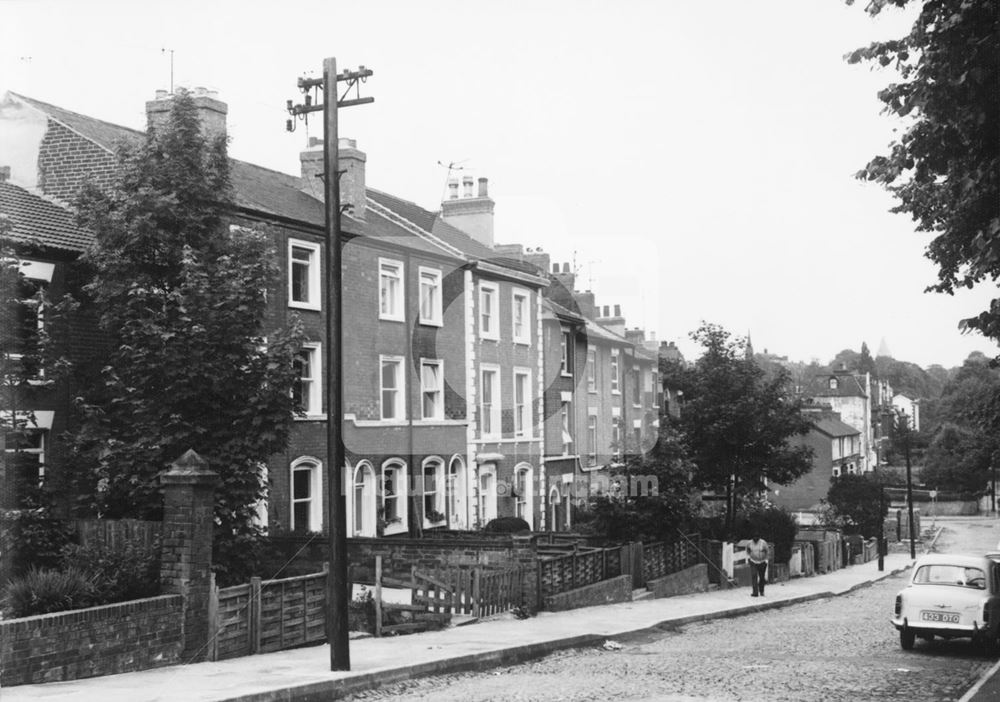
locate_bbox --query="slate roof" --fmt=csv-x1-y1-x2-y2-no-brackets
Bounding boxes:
809,373,866,398
367,188,497,260
542,298,585,324
9,93,556,273
11,93,329,228
812,416,861,438
0,182,90,252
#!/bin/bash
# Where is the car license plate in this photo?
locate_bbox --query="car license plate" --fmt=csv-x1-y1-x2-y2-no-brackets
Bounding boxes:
921,610,960,623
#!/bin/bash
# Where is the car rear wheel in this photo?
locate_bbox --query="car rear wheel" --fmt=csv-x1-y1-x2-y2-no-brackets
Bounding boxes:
900,629,915,650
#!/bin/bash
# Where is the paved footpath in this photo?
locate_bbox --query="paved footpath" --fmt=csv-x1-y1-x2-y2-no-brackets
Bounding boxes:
3,553,919,702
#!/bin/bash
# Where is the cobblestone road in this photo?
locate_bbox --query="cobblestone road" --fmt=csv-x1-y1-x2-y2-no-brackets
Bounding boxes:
345,518,1000,702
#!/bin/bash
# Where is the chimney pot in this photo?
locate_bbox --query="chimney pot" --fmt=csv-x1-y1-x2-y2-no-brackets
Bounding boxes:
552,263,559,273
448,179,459,200
0,166,9,182
603,306,610,317
155,89,169,100
477,177,488,198
614,304,621,316
562,262,569,273
462,176,474,198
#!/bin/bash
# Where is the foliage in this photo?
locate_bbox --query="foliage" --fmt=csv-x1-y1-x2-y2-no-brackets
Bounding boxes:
920,422,993,494
732,505,799,563
58,89,305,574
847,0,1000,350
1,567,95,618
662,323,813,532
5,499,76,575
60,540,160,604
580,423,699,543
348,586,376,633
824,473,889,538
212,532,276,587
483,516,531,534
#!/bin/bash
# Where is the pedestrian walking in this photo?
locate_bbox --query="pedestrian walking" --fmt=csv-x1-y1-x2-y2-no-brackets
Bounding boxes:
748,532,770,597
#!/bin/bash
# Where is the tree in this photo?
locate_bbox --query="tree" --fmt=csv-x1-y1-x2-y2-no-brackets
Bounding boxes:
859,342,877,377
921,423,992,494
847,0,999,348
825,474,888,538
580,423,699,543
62,89,304,581
663,323,813,533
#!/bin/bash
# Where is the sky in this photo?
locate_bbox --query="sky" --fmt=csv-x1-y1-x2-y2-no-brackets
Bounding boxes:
2,0,997,369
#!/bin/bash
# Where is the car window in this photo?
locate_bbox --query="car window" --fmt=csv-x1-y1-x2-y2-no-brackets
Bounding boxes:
914,564,986,589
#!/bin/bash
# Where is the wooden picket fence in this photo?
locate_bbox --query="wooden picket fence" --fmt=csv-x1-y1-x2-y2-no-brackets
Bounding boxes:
73,519,161,550
373,557,525,635
209,565,327,660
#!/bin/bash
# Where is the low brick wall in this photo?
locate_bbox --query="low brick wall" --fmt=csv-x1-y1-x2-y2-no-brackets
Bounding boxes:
543,574,633,612
0,594,184,686
647,563,709,598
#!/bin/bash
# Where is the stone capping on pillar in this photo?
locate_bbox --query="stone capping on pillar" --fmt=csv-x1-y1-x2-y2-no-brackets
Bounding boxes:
160,448,219,486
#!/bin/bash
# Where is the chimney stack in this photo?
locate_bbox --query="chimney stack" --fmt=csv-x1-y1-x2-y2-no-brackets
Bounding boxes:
298,137,367,219
146,87,227,143
338,137,367,219
440,171,495,248
299,137,324,196
573,290,596,319
552,261,576,297
597,303,626,337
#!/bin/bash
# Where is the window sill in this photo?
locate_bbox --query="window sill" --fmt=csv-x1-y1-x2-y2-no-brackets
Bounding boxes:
419,319,444,328
289,301,321,312
513,338,531,346
560,372,574,378
480,335,500,343
379,315,405,323
383,522,407,536
413,419,467,427
295,414,327,421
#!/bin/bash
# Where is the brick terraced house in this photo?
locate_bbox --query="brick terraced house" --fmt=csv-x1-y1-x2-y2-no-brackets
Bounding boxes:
0,89,558,541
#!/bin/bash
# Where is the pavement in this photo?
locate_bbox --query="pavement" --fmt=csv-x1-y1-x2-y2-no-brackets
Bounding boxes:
3,552,917,702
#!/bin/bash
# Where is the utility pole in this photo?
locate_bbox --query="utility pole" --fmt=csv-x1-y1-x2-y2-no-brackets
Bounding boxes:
286,57,373,672
903,419,916,560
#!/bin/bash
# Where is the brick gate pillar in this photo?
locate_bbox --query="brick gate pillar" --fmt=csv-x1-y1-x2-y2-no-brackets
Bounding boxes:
160,449,217,662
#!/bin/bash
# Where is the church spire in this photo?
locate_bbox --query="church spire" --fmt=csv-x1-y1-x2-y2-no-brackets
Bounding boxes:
745,330,754,361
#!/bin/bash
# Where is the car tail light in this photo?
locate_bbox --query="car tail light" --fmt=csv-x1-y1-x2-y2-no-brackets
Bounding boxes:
895,595,902,616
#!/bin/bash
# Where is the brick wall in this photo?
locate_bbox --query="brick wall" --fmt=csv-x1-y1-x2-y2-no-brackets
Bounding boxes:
37,119,120,205
0,594,183,686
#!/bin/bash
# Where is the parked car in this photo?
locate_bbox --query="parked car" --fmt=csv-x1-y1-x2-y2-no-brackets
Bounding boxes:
892,553,1000,651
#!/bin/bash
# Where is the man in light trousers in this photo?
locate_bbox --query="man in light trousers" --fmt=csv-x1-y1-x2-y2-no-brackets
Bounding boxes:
748,532,770,597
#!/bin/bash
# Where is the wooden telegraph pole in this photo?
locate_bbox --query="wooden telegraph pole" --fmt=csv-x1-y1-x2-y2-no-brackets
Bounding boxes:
286,57,373,672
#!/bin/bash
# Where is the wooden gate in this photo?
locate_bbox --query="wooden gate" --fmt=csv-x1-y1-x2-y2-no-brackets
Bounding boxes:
620,542,644,589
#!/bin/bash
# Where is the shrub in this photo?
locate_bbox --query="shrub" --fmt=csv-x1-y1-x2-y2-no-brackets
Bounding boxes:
7,507,75,575
484,517,531,534
348,586,376,633
1,567,95,618
61,540,160,604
